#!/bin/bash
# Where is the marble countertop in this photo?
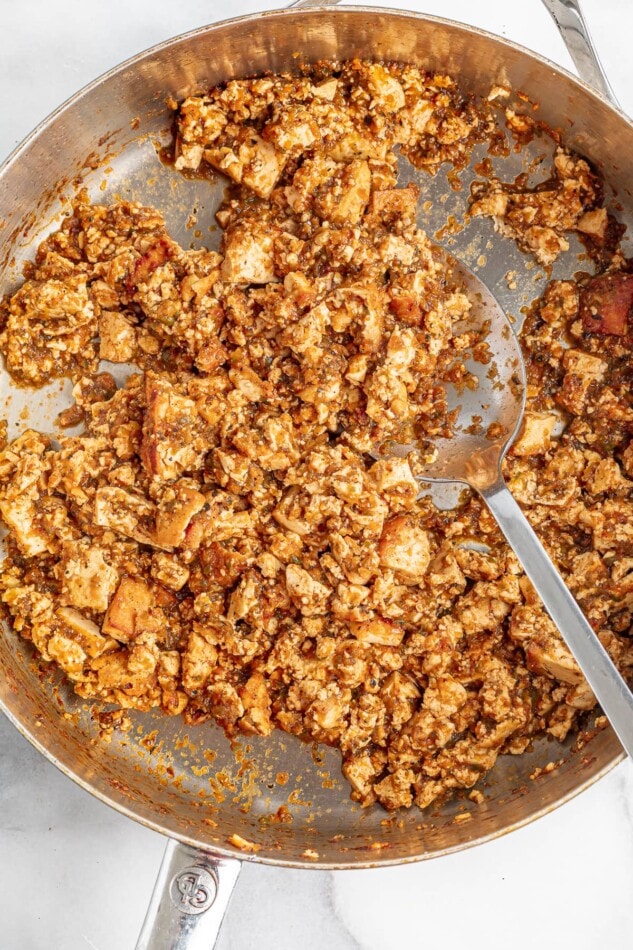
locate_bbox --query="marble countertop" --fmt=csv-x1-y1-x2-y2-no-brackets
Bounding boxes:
1,2,632,948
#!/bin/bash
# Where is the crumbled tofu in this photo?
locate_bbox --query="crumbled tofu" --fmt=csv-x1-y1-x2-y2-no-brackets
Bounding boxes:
1,60,631,818
469,146,600,265
0,275,97,385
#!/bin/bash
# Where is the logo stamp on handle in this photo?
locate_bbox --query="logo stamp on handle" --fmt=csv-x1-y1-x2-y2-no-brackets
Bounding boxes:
169,866,217,915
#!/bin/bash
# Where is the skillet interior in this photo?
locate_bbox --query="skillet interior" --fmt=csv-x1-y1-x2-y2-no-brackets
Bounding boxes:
0,6,630,868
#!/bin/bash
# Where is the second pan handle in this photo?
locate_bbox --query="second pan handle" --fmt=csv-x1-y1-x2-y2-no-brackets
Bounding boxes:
540,0,620,106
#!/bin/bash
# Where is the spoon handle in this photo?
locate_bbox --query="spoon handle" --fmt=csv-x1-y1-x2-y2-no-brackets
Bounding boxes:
479,475,633,758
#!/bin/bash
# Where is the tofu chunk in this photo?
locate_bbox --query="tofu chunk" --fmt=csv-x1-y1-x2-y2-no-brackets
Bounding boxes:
511,411,557,457
57,606,110,658
286,564,332,616
60,541,119,613
526,638,583,685
94,486,157,546
366,63,406,112
577,207,608,242
349,616,404,646
0,496,51,556
221,222,279,285
98,311,137,363
369,457,419,507
378,515,431,583
286,156,372,225
204,130,285,198
181,629,218,692
140,374,205,482
102,576,154,642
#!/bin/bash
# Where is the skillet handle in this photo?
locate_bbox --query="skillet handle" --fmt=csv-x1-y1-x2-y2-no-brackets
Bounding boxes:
540,0,619,105
136,839,242,950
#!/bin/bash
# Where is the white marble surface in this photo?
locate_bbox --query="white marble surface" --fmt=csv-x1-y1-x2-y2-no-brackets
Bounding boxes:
1,2,633,948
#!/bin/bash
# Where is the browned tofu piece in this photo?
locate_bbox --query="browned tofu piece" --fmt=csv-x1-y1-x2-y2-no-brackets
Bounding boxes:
1,274,97,385
181,629,218,693
47,634,87,679
60,541,119,613
94,485,157,546
510,411,557,457
154,484,206,548
285,564,332,616
365,63,406,112
102,576,154,643
374,767,415,810
140,374,205,482
349,616,404,646
378,515,431,583
369,457,419,507
228,366,273,402
367,184,419,228
98,311,137,363
576,208,608,242
525,638,583,685
286,156,372,225
175,96,228,171
261,106,319,156
204,129,286,198
381,671,421,729
342,752,378,805
307,683,352,731
0,496,52,557
221,221,279,285
0,430,56,556
556,348,608,415
57,606,110,658
239,671,273,735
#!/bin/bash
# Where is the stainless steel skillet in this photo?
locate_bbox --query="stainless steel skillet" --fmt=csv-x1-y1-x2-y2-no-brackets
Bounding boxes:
0,4,631,948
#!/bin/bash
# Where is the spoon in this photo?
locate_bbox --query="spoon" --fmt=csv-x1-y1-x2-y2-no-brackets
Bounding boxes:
381,245,633,758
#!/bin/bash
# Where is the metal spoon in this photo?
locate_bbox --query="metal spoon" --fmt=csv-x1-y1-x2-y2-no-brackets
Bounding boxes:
382,248,633,758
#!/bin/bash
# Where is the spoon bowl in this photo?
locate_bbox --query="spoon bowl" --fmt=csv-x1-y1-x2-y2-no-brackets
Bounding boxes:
386,255,527,492
383,157,633,759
